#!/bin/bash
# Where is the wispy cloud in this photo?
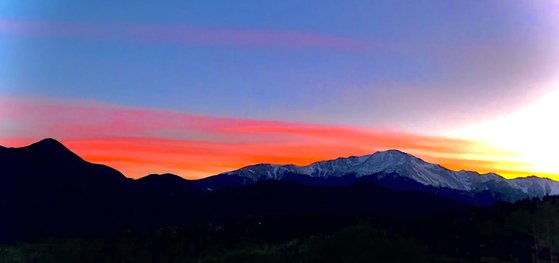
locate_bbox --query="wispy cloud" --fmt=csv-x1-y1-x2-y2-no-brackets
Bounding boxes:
0,95,524,179
0,19,385,50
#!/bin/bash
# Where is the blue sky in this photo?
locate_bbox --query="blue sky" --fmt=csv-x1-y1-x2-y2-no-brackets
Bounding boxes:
2,1,559,178
1,0,558,132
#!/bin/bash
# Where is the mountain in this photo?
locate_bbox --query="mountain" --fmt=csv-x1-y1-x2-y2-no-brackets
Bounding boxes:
3,139,557,204
134,173,200,196
1,137,558,243
0,138,132,208
0,139,140,240
199,149,559,202
0,138,129,190
0,139,472,242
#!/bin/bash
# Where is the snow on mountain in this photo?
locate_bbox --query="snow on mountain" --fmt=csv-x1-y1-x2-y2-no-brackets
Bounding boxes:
220,149,559,199
508,176,559,196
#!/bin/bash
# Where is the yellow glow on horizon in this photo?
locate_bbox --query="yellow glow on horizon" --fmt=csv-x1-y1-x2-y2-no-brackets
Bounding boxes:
450,82,559,179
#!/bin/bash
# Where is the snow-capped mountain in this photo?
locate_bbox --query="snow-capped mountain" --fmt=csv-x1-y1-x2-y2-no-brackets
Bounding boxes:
215,150,559,201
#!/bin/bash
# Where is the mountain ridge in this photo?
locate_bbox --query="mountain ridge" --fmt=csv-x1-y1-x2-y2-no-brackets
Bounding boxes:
2,138,559,242
208,148,559,201
3,138,559,202
0,138,476,241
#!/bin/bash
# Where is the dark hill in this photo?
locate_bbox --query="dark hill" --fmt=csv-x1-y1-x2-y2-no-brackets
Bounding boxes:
0,139,472,242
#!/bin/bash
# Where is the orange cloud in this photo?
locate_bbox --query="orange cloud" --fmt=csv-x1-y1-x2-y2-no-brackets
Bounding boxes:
0,95,529,179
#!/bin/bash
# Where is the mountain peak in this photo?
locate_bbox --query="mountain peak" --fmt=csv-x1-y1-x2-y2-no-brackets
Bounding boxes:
373,149,416,159
20,138,84,161
365,149,422,167
139,173,188,182
31,138,67,149
376,149,409,154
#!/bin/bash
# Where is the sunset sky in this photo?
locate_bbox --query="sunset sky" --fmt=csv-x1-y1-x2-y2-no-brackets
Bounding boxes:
1,1,558,179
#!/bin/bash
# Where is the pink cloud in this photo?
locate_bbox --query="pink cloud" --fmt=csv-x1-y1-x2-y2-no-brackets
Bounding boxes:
0,19,383,50
0,95,505,179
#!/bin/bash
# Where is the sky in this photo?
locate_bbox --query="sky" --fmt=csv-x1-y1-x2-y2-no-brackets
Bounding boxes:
1,0,558,179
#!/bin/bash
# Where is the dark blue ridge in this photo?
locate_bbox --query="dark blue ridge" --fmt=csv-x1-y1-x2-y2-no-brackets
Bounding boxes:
0,138,514,242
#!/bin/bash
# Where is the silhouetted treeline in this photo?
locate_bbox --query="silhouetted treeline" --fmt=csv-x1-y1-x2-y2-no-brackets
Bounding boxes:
3,196,559,263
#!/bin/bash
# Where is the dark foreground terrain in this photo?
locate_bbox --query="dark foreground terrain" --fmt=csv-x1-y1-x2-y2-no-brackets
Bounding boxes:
2,139,559,262
3,196,559,263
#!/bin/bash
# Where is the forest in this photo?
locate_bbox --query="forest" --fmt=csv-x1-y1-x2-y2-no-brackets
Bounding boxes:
2,195,559,263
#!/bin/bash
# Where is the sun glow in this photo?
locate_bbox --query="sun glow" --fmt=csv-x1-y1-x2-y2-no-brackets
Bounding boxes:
450,82,559,179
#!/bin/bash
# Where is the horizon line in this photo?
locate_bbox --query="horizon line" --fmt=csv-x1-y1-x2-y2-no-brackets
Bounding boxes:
3,137,550,182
